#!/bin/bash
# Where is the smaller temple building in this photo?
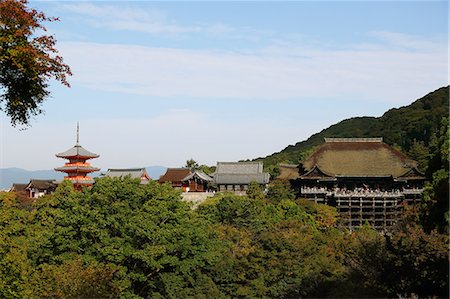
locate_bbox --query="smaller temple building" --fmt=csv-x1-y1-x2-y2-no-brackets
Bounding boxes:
297,138,425,231
104,168,151,184
9,180,58,198
25,179,58,198
182,171,213,192
55,124,100,190
158,168,213,192
214,162,270,193
158,168,192,191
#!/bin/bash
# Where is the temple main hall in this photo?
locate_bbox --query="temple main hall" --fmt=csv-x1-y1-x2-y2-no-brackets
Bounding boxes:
297,138,425,231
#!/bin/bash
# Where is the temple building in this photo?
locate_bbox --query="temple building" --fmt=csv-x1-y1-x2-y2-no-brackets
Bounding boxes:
214,162,270,193
25,179,58,198
181,171,213,192
297,138,425,231
55,124,100,190
104,168,151,184
158,168,192,191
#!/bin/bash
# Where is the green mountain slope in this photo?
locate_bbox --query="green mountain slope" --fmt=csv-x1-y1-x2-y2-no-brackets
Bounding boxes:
256,86,449,170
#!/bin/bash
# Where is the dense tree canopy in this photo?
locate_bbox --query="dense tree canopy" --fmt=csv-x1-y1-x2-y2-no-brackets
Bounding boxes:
0,0,71,126
1,172,448,298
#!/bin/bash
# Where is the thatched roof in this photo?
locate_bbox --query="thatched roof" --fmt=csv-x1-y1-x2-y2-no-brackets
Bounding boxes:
301,138,419,178
276,164,300,181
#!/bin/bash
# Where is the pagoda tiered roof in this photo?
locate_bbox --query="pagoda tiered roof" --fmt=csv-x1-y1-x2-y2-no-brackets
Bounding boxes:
55,163,100,173
56,144,99,159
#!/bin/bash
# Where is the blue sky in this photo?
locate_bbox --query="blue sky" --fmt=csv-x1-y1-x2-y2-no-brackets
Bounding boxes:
1,1,448,171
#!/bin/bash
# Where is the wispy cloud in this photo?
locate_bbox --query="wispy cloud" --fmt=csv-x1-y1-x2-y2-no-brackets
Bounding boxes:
59,30,447,104
58,3,201,34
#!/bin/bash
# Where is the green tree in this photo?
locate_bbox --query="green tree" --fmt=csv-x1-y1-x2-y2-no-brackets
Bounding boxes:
266,180,295,202
421,117,449,233
28,177,224,298
185,158,199,170
0,0,71,126
407,139,430,173
246,180,265,200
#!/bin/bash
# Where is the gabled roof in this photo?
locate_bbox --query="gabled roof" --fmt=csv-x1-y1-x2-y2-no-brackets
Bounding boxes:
395,167,426,181
56,144,99,159
26,179,58,190
301,138,418,178
158,168,192,183
105,168,151,180
182,171,213,182
301,165,336,181
9,183,28,192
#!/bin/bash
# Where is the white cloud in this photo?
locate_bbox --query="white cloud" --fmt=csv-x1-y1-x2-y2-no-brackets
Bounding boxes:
58,32,447,104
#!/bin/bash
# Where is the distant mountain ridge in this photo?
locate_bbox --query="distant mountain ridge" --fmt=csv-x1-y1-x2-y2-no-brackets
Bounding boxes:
255,86,449,169
0,166,167,190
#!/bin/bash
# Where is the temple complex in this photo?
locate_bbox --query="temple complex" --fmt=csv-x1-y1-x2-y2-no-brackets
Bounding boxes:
55,124,100,190
297,138,425,231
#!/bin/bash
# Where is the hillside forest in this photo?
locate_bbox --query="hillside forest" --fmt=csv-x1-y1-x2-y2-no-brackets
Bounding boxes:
0,109,448,298
257,86,449,178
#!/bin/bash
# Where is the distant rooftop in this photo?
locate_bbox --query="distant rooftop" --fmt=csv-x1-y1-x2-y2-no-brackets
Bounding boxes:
105,168,150,181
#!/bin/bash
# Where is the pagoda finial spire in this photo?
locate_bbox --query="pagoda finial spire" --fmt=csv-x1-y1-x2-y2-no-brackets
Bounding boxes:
76,122,79,145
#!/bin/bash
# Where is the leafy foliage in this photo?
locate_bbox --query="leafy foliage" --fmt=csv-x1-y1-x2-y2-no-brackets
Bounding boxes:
0,0,71,127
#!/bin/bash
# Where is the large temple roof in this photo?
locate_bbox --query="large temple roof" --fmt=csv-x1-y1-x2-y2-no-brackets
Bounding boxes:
301,138,419,178
56,144,99,159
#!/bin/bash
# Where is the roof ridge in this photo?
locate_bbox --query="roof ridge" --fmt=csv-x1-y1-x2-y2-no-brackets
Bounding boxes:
324,137,383,142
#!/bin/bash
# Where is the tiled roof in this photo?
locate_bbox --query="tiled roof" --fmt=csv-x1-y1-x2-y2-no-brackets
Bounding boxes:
301,138,418,178
216,162,264,174
214,161,270,184
214,173,270,185
26,179,58,190
105,168,150,180
56,144,99,159
158,168,192,183
182,171,213,182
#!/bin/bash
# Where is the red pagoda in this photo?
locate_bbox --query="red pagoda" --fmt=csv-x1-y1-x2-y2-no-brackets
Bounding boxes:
55,123,100,190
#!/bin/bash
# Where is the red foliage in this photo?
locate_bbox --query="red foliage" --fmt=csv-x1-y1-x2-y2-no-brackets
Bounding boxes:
0,0,72,126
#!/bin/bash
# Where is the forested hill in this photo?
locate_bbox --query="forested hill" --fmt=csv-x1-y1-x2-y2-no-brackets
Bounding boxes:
256,86,449,169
